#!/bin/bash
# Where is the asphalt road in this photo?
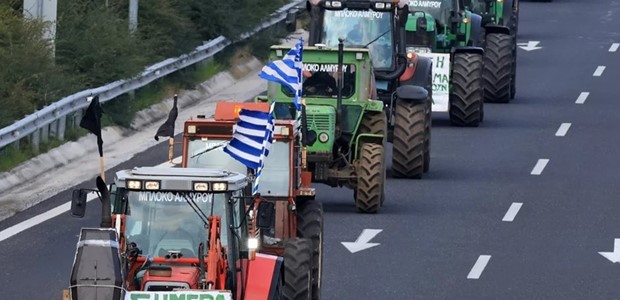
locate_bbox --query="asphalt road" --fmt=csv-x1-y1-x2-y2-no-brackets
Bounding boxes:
2,0,620,299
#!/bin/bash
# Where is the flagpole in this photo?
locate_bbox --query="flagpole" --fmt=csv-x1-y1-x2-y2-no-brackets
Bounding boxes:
99,156,106,182
168,137,174,163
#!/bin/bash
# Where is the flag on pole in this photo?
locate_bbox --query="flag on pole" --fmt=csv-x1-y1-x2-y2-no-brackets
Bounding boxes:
259,38,304,111
154,95,179,141
252,102,276,195
80,95,104,157
223,108,274,172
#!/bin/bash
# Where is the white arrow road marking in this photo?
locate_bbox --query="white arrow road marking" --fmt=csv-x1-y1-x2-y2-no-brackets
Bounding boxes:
467,255,491,279
599,239,620,263
555,123,572,137
341,229,382,253
0,157,180,243
576,92,590,104
531,159,549,175
593,66,606,77
517,41,542,51
609,43,619,52
502,203,523,222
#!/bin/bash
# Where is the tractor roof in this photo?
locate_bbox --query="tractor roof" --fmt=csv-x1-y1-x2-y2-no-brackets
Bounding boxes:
270,44,371,53
115,167,247,192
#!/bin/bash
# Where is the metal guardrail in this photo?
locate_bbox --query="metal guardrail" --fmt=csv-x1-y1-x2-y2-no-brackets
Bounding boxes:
0,0,304,150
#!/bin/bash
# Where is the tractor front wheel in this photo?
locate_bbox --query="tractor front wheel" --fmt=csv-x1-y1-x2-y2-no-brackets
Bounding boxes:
392,101,425,178
283,238,313,300
483,33,514,103
355,143,385,213
449,53,484,127
297,200,324,300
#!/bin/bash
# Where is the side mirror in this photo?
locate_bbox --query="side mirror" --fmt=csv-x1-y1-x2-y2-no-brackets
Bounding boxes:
256,201,275,230
71,189,89,218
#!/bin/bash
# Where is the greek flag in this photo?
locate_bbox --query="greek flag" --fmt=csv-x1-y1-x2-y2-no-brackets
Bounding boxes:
223,103,275,194
259,38,304,111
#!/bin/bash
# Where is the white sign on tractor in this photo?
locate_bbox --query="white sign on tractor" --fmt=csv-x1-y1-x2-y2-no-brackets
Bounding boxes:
417,53,451,112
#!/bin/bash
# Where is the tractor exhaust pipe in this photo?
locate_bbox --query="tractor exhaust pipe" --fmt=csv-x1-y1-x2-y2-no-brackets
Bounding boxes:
336,37,345,134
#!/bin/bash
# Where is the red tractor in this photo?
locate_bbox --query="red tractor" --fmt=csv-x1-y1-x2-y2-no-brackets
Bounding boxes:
181,102,324,299
64,166,298,300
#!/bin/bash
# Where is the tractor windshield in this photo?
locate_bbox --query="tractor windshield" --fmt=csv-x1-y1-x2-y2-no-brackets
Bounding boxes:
408,0,453,27
188,138,292,197
280,63,357,99
123,191,228,258
321,9,393,69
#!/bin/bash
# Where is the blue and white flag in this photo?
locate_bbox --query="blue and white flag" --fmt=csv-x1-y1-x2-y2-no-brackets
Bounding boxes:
252,102,276,195
259,38,304,110
223,108,274,171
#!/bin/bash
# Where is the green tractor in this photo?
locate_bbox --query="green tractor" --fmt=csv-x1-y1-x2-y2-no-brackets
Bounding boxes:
465,0,519,102
405,0,486,127
302,0,435,177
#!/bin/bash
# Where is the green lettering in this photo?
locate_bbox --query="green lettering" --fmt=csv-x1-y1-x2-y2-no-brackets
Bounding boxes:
435,56,445,69
440,74,449,83
186,295,198,300
199,295,215,300
215,295,225,300
170,294,185,300
132,294,151,300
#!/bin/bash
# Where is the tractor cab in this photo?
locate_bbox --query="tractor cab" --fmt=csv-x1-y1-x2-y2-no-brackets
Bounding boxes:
66,167,284,300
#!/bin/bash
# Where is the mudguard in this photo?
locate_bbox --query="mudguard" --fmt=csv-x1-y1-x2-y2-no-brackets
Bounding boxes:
395,85,428,104
401,55,432,91
244,253,284,300
452,46,484,56
484,24,511,36
470,13,483,47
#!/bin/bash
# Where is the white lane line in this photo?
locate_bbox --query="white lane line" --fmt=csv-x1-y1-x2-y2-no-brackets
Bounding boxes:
593,66,606,77
575,92,590,104
555,123,572,137
502,203,523,222
531,159,549,175
467,255,491,279
0,157,179,243
610,43,620,52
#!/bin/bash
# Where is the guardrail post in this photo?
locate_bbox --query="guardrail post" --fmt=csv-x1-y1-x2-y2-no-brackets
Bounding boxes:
57,115,67,140
31,129,40,153
41,123,50,144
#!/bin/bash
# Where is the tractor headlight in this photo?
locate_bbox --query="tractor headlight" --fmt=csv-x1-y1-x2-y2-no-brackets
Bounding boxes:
193,182,209,191
248,238,259,250
212,182,228,191
126,180,142,190
144,181,160,190
318,132,329,143
373,2,391,10
187,125,197,134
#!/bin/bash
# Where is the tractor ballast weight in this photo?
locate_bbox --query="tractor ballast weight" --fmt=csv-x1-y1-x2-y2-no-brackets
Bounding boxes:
302,0,434,182
464,0,518,102
405,0,485,127
181,102,323,299
64,168,291,300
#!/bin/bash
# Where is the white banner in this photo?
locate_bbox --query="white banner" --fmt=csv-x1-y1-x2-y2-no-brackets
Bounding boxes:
417,53,451,112
125,291,232,300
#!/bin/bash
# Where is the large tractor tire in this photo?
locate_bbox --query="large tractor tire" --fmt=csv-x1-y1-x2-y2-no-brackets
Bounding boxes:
359,111,387,144
392,101,425,178
483,33,514,103
283,238,313,300
449,53,484,127
297,200,324,300
355,143,385,213
424,99,431,173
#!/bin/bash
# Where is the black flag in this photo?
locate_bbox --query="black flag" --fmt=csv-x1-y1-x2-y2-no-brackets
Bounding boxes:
154,95,178,141
80,95,103,157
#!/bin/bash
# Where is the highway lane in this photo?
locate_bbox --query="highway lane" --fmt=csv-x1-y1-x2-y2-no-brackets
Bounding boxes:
2,0,620,299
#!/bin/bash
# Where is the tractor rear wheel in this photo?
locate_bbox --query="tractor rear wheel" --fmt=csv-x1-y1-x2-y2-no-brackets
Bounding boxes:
359,110,387,144
355,143,385,213
283,238,313,300
297,200,324,300
424,88,432,173
483,33,514,103
449,53,484,127
392,101,425,178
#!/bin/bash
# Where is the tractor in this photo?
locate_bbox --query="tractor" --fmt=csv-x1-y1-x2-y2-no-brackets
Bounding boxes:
405,0,487,126
464,0,519,102
304,0,434,177
181,101,323,299
63,167,312,300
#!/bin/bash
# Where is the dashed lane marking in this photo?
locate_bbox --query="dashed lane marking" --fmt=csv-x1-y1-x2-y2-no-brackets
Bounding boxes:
555,123,572,137
531,159,549,175
502,203,523,222
467,255,492,279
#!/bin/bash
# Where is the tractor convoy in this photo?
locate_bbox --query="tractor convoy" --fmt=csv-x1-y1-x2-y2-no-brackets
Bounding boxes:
64,0,529,298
